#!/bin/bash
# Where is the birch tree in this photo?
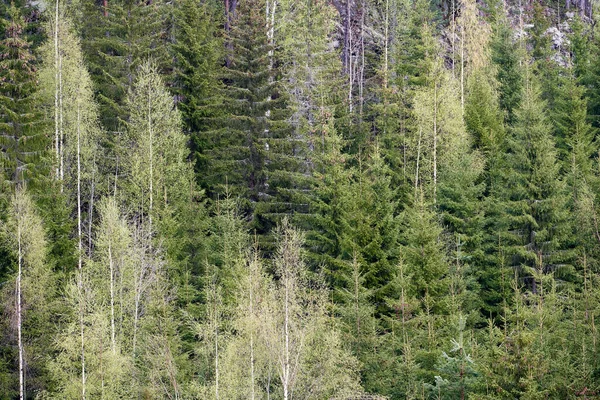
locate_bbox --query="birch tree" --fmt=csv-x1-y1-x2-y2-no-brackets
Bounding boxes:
1,188,51,399
265,218,361,399
123,60,199,280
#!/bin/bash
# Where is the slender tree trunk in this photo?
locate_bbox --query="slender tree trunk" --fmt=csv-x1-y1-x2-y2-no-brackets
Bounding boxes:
460,24,465,113
249,258,256,400
415,127,422,197
215,316,219,400
59,47,64,189
17,211,24,400
343,0,350,74
283,267,290,400
346,0,353,112
109,244,116,354
77,100,86,400
359,0,365,118
147,86,153,231
54,0,60,181
433,82,438,204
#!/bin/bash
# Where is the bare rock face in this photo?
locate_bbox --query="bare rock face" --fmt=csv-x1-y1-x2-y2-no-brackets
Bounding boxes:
545,26,570,50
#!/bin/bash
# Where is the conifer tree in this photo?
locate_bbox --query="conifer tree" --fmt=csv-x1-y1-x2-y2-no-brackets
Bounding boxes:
490,20,523,124
341,148,399,313
487,69,573,303
201,0,299,243
77,0,172,133
171,0,222,178
0,4,47,187
38,5,102,262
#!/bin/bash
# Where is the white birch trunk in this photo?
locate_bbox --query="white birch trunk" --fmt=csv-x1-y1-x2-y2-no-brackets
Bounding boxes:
76,101,86,400
59,49,64,188
283,269,290,400
433,82,438,204
249,268,255,400
109,244,116,354
415,127,422,197
54,0,59,181
17,212,24,400
147,87,153,231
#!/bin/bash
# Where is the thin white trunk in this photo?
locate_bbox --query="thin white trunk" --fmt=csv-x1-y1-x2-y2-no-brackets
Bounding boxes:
359,1,365,118
147,87,153,230
54,0,59,181
383,0,389,91
17,213,24,400
77,101,83,278
77,101,86,400
433,82,438,204
109,244,116,354
347,0,353,113
249,271,255,400
460,24,465,113
215,318,219,400
59,49,64,188
283,270,290,400
414,127,422,198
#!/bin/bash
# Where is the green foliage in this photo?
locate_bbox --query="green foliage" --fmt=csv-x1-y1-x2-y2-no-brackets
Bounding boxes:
77,0,172,132
0,4,47,187
1,1,600,399
490,20,523,124
171,0,222,178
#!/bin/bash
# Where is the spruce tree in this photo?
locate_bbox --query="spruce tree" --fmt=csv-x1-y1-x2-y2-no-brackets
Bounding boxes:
491,70,572,298
201,0,298,243
490,19,523,124
171,0,222,178
0,4,47,187
77,0,172,133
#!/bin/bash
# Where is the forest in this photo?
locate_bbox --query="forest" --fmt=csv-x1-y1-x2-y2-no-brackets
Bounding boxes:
1,0,600,398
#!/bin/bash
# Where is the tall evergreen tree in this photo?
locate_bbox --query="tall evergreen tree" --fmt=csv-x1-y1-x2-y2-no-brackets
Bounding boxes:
201,0,298,243
0,4,47,188
485,70,573,308
77,0,172,133
171,0,222,179
490,19,523,124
